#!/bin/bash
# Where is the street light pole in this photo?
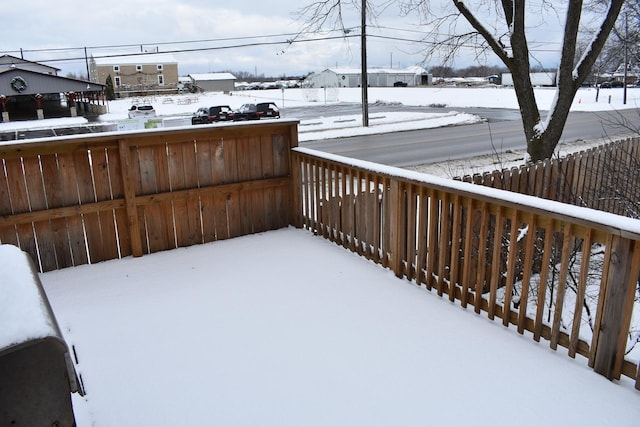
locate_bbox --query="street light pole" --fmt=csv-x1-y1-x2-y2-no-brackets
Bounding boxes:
361,0,369,127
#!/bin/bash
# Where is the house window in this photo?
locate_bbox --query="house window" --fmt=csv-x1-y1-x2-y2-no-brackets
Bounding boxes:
114,76,121,87
157,64,163,71
136,65,143,72
113,65,120,72
158,75,164,85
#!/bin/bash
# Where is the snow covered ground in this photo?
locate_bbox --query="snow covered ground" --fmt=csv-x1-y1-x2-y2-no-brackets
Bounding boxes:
40,228,640,426
3,86,640,425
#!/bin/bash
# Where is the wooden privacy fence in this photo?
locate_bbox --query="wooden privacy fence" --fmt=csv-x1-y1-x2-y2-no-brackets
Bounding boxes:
0,121,298,272
291,147,640,389
459,137,640,217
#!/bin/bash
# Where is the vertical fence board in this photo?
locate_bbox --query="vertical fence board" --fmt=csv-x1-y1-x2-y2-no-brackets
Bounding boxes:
473,202,488,313
0,159,18,246
437,192,452,297
424,189,438,291
488,206,504,319
137,146,169,253
568,229,593,358
460,198,474,306
168,141,192,247
156,141,176,250
406,186,418,281
502,210,519,327
550,226,574,350
73,150,105,264
262,136,279,231
372,175,382,263
197,138,217,242
517,213,537,334
40,154,74,267
22,156,57,271
4,158,37,264
90,148,122,261
388,179,403,277
448,195,462,302
415,188,430,287
533,218,554,342
57,152,89,266
249,136,266,234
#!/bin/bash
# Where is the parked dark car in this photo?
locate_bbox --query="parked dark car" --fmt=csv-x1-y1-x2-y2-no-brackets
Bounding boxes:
393,81,408,87
191,105,233,124
600,80,623,88
233,102,280,121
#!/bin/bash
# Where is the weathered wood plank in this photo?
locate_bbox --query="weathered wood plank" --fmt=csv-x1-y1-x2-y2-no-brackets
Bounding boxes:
502,209,519,327
73,150,105,264
90,147,122,261
550,225,574,350
56,152,88,266
22,156,57,271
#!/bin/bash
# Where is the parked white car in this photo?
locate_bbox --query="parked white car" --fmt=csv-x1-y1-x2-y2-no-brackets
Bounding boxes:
128,105,157,119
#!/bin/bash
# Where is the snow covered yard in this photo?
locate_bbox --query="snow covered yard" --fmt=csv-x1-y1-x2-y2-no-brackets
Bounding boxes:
40,227,640,426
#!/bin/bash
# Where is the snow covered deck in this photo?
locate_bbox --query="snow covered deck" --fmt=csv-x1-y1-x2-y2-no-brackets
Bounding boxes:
40,228,640,426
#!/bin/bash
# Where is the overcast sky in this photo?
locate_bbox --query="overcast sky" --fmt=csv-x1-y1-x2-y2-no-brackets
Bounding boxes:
1,1,569,79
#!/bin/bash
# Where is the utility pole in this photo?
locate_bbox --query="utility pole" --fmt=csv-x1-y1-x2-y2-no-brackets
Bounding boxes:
84,47,90,81
361,0,369,127
624,11,628,105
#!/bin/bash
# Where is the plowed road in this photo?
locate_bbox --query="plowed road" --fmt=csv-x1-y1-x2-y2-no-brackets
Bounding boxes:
299,109,637,167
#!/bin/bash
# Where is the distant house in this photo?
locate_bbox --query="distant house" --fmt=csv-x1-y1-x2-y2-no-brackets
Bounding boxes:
90,53,179,95
305,67,431,88
188,73,236,93
611,63,640,84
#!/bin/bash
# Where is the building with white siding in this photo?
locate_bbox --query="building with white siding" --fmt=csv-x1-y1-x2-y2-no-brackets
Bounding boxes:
188,73,236,93
305,67,431,88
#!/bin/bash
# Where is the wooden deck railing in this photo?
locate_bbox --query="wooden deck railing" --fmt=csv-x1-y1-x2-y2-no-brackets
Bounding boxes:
291,147,640,390
0,121,298,272
2,122,639,390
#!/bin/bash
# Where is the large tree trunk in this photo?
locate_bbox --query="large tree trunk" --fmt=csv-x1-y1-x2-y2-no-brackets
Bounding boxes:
453,0,626,163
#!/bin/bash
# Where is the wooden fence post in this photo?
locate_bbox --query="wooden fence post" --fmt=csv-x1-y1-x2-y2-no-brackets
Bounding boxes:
593,235,635,379
290,153,303,229
389,179,404,278
118,139,143,257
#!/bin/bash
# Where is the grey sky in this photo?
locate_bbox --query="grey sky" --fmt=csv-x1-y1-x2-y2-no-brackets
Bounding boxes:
1,1,568,78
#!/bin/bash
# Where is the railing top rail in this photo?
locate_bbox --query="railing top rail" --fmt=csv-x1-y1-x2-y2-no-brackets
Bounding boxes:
293,147,640,241
0,119,300,155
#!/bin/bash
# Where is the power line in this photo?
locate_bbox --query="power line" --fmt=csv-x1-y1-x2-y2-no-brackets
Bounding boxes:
3,26,561,72
7,33,360,65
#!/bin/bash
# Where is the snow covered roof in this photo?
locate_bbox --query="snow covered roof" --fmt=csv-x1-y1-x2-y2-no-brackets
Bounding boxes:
0,54,60,73
189,73,236,81
93,53,178,66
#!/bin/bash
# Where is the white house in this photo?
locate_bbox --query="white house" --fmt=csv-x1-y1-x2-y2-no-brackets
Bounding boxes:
305,67,431,88
188,73,236,93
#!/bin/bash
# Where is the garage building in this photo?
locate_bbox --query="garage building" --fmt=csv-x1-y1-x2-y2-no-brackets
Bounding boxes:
188,73,236,93
305,67,431,88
